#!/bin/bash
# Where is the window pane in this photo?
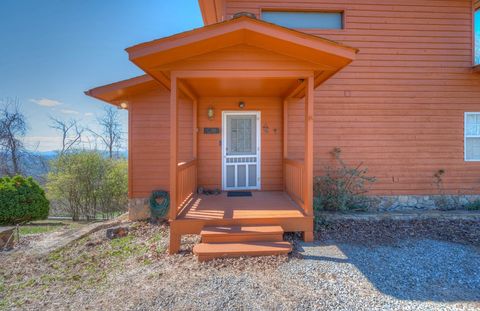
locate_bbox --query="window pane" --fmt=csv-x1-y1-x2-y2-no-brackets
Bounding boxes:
466,137,480,160
466,114,480,136
475,9,480,65
262,11,343,29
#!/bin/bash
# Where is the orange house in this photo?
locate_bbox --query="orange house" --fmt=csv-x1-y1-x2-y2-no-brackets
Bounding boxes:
87,0,480,259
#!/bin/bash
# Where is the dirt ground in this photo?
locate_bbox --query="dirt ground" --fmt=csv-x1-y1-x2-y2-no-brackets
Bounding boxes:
1,220,479,311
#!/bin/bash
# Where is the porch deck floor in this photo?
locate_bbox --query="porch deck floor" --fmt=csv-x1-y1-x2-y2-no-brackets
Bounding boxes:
177,191,305,221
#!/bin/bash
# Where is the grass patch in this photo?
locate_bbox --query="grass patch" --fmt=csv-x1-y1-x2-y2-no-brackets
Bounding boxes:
18,225,59,235
18,220,86,236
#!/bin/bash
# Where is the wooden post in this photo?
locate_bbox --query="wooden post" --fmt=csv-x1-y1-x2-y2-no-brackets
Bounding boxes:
169,75,178,221
193,99,198,191
283,99,288,191
304,75,314,218
169,75,181,255
193,99,198,160
303,75,314,242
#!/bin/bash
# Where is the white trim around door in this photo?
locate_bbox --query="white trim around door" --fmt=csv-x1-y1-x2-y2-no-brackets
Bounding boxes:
222,111,261,190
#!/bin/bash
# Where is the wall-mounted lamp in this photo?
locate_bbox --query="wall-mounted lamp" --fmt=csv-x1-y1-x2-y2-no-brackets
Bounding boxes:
207,106,215,120
238,101,245,109
120,102,128,109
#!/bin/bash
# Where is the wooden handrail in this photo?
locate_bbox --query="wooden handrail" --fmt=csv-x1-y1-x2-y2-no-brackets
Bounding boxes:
177,159,197,171
284,158,305,210
284,158,303,169
176,159,197,215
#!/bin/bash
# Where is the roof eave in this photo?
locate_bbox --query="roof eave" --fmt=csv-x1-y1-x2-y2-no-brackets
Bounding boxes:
85,75,159,106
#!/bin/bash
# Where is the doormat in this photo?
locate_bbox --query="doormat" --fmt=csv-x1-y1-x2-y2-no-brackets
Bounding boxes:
227,191,252,197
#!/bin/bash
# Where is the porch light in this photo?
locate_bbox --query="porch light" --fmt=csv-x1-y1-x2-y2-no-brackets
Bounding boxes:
120,102,128,109
207,106,215,120
238,101,245,109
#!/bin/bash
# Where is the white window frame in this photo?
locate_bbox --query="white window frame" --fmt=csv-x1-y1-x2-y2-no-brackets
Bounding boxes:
474,3,480,66
464,112,480,161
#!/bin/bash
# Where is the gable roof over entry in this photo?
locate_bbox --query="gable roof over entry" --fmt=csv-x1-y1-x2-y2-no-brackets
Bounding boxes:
126,16,357,88
86,15,357,104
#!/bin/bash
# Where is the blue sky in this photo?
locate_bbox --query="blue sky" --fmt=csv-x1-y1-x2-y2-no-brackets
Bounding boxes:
0,0,203,151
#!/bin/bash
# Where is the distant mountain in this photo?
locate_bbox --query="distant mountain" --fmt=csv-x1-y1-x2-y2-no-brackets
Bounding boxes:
32,151,58,159
31,150,128,159
1,150,128,184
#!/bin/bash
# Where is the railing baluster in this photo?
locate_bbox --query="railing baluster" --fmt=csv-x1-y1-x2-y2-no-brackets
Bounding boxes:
284,158,305,211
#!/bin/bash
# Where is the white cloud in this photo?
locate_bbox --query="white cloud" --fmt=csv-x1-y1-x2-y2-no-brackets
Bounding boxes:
22,136,62,151
23,134,100,152
29,98,63,107
60,109,79,115
84,112,94,117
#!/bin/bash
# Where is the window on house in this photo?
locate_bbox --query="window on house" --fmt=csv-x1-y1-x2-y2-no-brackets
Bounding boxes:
262,11,343,29
465,113,480,161
475,8,480,65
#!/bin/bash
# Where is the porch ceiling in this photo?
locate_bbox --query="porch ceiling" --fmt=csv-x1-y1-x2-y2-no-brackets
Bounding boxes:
183,77,300,97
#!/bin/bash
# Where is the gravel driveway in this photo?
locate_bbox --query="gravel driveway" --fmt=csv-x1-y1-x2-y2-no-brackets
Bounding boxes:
131,239,480,311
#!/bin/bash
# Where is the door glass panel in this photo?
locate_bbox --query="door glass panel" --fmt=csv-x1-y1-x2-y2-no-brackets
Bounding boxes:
226,165,235,187
237,165,246,187
248,164,257,187
227,115,256,155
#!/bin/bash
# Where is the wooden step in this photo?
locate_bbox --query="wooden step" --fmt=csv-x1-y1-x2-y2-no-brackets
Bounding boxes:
200,225,284,243
193,241,292,262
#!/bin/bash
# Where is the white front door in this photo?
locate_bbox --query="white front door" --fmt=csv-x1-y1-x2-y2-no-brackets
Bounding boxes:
222,111,261,190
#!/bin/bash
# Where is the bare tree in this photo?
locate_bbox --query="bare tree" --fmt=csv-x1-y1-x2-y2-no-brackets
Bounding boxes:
0,98,27,176
88,107,122,158
49,116,83,155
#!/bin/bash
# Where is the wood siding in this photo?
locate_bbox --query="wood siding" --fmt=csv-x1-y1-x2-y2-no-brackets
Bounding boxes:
128,86,193,198
197,97,283,191
226,0,480,195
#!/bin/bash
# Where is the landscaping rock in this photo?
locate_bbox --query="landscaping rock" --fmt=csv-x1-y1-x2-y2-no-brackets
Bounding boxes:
106,226,130,239
0,227,16,250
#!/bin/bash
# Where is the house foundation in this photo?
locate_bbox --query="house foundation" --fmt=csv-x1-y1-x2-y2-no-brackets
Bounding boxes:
367,195,480,212
128,198,150,220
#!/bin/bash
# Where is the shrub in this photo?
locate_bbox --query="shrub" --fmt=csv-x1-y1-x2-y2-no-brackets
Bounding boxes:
313,147,376,212
0,175,50,225
465,199,480,211
46,151,127,220
432,169,463,210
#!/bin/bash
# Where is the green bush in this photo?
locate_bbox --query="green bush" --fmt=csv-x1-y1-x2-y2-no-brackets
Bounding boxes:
0,175,50,225
465,199,480,211
46,151,128,220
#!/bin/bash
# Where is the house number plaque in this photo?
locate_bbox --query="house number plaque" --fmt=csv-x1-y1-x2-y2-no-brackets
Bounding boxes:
204,127,220,134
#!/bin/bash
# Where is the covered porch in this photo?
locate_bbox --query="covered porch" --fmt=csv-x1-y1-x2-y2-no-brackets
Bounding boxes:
168,70,317,254
124,15,357,254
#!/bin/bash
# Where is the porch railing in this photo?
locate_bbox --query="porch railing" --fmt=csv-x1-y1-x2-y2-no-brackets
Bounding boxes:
284,159,305,209
176,159,197,213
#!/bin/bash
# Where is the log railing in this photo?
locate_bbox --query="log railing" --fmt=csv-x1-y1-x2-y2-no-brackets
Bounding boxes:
176,159,197,213
284,159,305,210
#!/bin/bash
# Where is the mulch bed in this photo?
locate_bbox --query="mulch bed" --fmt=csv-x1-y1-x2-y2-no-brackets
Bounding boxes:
316,217,480,247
